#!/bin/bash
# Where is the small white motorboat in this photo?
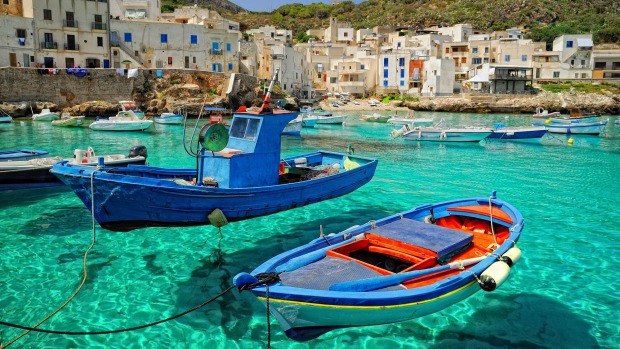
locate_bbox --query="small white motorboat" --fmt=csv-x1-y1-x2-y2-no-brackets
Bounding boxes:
154,112,183,125
89,110,153,131
532,107,560,118
119,100,145,119
360,113,390,123
393,119,492,142
32,109,59,121
52,113,85,127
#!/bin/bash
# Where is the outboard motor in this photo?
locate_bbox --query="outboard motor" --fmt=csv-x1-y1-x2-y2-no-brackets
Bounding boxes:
129,145,148,159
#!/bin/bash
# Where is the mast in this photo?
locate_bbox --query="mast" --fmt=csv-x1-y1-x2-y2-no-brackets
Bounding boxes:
259,68,279,113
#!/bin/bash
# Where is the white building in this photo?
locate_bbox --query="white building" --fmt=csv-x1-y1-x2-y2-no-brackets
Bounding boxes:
0,14,35,67
422,57,455,96
552,34,593,79
109,0,161,21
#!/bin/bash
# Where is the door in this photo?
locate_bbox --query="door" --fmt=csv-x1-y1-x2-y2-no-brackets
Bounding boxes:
65,58,74,68
67,35,76,50
184,56,189,69
23,53,29,67
44,57,54,68
9,53,16,67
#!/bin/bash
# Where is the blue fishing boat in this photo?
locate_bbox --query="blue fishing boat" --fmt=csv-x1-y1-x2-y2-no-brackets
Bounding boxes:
486,124,548,140
51,70,378,231
0,149,49,161
234,192,523,341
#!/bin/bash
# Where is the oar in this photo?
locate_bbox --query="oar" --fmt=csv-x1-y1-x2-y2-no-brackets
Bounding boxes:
328,255,488,292
276,233,365,273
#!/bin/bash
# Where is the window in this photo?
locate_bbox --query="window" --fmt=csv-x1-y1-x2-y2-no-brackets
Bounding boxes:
212,42,220,54
190,35,197,45
168,57,172,65
211,63,222,72
400,69,404,78
226,43,231,52
566,40,573,48
383,58,388,67
43,9,52,20
594,62,606,69
193,57,196,63
16,29,26,38
521,54,527,62
399,57,405,67
575,73,578,78
484,47,489,54
3,0,8,4
461,57,466,63
445,47,449,54
124,32,132,42
360,64,365,69
581,73,587,78
581,59,586,66
95,14,102,23
473,58,482,65
504,55,510,62
400,80,404,86
230,117,260,140
161,34,168,44
228,63,233,71
97,36,103,47
383,80,388,86
472,47,478,54
553,71,560,78
383,69,388,78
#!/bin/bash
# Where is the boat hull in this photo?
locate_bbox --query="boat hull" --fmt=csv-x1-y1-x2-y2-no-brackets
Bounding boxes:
282,121,302,135
0,115,12,123
0,149,49,161
403,128,492,142
1,156,146,191
316,115,345,124
154,115,183,124
533,121,607,135
50,151,378,231
487,126,548,140
51,116,84,127
32,113,59,121
89,120,153,131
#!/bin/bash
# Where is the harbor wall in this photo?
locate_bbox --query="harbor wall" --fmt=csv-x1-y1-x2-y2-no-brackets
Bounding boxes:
0,67,254,108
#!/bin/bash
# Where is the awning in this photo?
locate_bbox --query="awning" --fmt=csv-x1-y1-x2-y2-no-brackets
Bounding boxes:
577,38,593,47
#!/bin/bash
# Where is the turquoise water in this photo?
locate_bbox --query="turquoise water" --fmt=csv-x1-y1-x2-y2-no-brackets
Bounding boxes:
1,112,619,348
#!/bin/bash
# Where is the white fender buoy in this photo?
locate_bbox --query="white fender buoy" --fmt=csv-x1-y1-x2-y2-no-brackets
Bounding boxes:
500,247,522,267
479,260,510,291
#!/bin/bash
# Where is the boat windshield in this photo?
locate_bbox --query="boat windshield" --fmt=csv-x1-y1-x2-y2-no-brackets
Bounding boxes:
230,117,260,140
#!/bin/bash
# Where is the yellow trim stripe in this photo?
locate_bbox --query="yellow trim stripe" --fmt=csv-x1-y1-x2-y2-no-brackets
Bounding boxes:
257,280,478,310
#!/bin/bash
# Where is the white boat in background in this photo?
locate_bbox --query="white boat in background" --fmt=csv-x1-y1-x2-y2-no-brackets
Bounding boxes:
89,110,153,131
32,109,59,121
532,107,560,118
393,119,492,142
52,113,85,127
119,100,145,119
154,112,183,124
0,110,12,123
282,117,303,135
533,120,608,135
316,114,346,125
300,114,319,128
360,113,390,123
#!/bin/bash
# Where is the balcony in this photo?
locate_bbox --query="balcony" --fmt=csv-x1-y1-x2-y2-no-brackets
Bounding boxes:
339,81,364,87
63,19,78,28
271,53,285,59
92,22,107,30
40,42,57,49
210,48,222,55
64,43,80,51
489,73,531,81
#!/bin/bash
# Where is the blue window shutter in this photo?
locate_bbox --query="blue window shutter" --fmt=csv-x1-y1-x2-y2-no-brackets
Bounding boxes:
190,35,197,44
505,55,510,62
212,42,219,50
566,41,573,48
383,58,388,67
400,69,405,78
400,80,404,86
228,63,233,71
399,57,405,66
383,80,388,86
161,34,168,44
226,43,231,51
383,69,388,78
521,54,527,62
360,64,365,69
124,33,131,42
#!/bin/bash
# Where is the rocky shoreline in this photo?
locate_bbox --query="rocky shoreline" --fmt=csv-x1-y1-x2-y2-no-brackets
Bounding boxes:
2,84,619,118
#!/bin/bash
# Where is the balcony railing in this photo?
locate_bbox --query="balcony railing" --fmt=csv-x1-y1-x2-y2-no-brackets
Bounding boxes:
64,43,80,51
40,42,57,49
92,22,107,30
63,19,78,28
210,48,222,55
489,73,531,80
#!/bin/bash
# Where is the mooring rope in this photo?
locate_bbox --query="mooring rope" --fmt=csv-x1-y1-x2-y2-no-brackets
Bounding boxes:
0,286,235,336
0,171,99,348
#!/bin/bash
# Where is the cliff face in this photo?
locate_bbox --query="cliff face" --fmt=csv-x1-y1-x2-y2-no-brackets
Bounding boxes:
0,68,259,117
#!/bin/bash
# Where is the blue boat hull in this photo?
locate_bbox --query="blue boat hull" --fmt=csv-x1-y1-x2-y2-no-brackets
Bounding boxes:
0,149,49,161
487,127,548,140
51,151,377,231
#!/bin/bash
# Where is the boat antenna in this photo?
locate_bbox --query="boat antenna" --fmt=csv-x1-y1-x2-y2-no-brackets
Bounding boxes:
259,68,279,114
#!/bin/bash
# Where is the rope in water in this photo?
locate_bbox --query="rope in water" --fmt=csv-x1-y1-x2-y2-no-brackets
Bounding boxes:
0,171,99,348
0,286,235,336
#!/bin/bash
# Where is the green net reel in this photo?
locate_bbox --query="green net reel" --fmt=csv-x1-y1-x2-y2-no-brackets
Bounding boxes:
198,123,229,152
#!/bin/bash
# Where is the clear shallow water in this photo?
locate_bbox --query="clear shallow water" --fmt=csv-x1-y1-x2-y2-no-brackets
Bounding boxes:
1,112,619,348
